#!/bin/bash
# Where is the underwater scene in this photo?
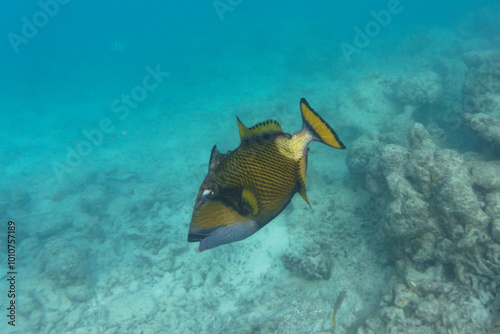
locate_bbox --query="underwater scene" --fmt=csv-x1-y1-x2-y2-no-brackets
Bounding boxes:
2,0,500,333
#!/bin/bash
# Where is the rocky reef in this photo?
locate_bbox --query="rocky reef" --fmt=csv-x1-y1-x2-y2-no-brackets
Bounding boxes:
384,70,443,106
281,243,332,280
462,50,500,151
339,48,500,334
346,122,500,333
465,112,500,150
335,69,446,150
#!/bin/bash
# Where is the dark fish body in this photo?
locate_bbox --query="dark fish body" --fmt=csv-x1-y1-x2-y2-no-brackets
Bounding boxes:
332,291,347,325
188,98,345,251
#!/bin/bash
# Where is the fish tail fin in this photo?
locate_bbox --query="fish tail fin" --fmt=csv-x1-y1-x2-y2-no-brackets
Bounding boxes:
300,98,346,149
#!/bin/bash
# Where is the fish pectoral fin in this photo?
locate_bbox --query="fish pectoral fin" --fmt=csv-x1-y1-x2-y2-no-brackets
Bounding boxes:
237,117,286,143
297,154,311,207
240,187,260,216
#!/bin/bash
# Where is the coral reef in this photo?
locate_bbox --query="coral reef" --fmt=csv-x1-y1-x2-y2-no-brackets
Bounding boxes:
462,50,500,151
42,239,93,303
462,51,500,117
346,123,500,333
43,239,89,287
281,244,332,280
335,70,445,150
335,72,405,139
384,71,443,106
464,112,500,149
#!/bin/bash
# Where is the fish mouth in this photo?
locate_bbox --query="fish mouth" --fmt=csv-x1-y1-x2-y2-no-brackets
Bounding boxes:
188,200,245,237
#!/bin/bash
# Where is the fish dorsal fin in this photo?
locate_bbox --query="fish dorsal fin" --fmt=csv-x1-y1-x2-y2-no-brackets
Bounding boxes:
240,187,260,216
209,145,229,172
237,117,285,143
297,152,311,207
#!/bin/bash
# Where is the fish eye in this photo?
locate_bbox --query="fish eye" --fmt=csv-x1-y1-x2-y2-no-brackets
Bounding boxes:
202,189,214,197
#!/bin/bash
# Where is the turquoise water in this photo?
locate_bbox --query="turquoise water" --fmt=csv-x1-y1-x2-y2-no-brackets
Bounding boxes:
1,1,500,333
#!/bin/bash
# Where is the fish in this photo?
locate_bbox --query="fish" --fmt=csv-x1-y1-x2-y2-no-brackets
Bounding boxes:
332,291,347,325
187,98,345,251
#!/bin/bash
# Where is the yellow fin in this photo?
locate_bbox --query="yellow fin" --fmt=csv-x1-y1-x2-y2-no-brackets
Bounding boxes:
237,117,285,142
297,154,310,207
241,187,260,216
300,98,345,149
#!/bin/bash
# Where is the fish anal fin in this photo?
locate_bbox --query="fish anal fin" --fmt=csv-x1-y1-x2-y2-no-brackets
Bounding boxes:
297,154,311,207
240,187,260,216
237,117,285,143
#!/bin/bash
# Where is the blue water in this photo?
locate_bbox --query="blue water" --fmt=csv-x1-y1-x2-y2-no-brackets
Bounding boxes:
1,1,500,333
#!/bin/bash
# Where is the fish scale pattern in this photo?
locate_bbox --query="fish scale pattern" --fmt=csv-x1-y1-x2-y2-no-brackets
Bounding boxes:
215,136,301,222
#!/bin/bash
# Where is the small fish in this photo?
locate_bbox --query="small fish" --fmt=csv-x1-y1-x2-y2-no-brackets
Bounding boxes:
108,40,126,52
332,291,347,325
188,98,345,251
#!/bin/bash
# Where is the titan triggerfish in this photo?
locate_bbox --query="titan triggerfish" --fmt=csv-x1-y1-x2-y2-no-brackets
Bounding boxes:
188,98,345,251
